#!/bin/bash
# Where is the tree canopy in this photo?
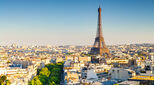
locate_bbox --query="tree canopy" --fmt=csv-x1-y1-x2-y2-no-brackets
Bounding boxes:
29,62,63,85
0,75,10,85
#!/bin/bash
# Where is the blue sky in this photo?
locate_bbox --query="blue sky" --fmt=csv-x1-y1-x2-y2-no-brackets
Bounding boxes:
0,0,154,46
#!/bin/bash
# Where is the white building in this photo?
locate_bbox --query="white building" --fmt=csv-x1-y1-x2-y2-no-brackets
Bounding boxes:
85,69,98,84
108,68,136,81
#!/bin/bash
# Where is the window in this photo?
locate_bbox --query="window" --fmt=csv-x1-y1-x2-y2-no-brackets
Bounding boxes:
112,69,115,72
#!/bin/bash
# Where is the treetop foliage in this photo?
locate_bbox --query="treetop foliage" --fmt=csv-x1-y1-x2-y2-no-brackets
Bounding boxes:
29,62,63,85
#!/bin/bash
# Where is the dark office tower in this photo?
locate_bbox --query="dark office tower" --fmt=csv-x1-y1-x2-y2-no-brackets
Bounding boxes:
90,6,110,56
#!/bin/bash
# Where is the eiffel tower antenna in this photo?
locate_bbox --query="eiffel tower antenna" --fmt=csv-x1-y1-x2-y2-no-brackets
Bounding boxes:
99,0,103,8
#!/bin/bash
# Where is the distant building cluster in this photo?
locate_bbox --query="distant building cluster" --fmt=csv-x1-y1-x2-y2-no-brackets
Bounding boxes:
0,43,154,85
62,44,154,85
0,44,52,85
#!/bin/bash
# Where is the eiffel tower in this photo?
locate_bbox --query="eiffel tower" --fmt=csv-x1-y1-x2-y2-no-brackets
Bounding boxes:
90,6,110,56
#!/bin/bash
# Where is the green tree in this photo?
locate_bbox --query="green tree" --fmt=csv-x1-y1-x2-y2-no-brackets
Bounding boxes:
1,75,7,82
52,68,61,73
49,81,56,85
39,67,50,77
49,76,60,84
0,75,8,85
46,63,55,71
38,75,48,84
29,76,42,85
6,80,11,85
30,62,63,85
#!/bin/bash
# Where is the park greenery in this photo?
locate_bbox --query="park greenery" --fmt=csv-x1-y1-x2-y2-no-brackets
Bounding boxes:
29,62,64,85
0,75,11,85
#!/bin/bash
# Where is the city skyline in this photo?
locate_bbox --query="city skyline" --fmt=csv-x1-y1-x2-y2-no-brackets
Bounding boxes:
0,0,154,46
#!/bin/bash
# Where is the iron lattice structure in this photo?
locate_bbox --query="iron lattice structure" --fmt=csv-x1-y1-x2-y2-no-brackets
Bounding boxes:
90,7,110,56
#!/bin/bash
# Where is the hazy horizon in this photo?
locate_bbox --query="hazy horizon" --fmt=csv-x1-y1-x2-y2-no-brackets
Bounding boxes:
0,0,154,46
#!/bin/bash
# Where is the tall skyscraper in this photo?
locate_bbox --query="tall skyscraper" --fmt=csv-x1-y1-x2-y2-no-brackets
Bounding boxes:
90,6,110,56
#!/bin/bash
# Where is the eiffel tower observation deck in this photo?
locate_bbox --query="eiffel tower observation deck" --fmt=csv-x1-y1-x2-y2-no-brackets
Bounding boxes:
90,6,110,56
